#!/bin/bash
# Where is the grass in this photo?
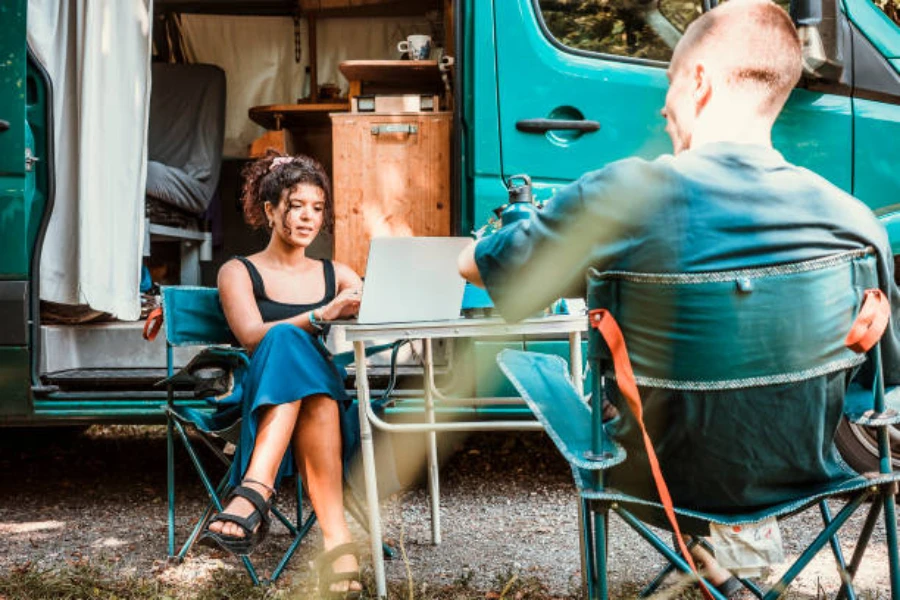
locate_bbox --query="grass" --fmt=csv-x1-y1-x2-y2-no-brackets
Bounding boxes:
0,560,573,600
0,561,282,600
3,561,891,600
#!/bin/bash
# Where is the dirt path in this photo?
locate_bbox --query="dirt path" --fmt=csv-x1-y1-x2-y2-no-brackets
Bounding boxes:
0,426,893,598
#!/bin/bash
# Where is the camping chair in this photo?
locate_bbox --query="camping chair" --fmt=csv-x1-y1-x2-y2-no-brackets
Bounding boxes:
145,285,398,584
497,248,900,599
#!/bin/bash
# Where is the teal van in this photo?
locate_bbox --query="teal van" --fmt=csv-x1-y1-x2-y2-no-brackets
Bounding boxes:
1,0,898,472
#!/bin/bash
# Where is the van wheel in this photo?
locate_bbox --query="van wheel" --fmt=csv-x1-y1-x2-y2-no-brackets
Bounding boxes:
834,417,900,473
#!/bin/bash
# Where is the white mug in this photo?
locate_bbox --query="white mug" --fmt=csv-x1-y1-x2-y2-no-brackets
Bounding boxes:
398,35,432,61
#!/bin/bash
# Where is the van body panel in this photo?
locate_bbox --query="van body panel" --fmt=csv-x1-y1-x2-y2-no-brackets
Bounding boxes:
0,0,31,419
0,0,29,279
773,90,852,192
494,0,670,184
471,175,509,236
878,211,900,254
460,0,505,234
844,0,900,60
0,348,30,419
854,98,900,213
25,57,51,262
851,23,900,100
494,0,852,196
0,173,28,278
0,282,28,346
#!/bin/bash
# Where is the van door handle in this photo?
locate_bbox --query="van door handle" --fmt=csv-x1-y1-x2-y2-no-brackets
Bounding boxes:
0,120,9,133
516,119,601,133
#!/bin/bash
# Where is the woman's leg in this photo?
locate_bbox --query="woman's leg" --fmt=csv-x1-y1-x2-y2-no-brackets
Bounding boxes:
209,400,301,538
292,394,359,590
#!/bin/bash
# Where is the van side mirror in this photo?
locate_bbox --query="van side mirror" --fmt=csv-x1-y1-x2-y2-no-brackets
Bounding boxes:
791,0,844,81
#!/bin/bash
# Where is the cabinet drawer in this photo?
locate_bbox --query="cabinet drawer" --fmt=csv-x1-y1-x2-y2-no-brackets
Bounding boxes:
331,112,451,275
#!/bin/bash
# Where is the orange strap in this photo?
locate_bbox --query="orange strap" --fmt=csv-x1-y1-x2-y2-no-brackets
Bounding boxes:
143,307,164,342
845,289,890,353
589,308,713,600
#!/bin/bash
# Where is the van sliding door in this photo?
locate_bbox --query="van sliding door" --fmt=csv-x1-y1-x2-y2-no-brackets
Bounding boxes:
494,0,852,192
0,0,33,418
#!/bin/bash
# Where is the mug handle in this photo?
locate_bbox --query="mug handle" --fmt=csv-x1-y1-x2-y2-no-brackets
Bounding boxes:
397,40,409,53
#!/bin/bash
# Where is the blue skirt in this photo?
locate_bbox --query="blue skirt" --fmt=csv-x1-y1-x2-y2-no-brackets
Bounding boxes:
229,323,357,488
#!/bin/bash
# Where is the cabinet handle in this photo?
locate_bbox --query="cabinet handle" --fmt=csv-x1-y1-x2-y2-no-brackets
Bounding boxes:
371,124,418,136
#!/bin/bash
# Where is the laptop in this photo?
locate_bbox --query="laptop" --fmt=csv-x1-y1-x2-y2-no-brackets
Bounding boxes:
341,237,474,325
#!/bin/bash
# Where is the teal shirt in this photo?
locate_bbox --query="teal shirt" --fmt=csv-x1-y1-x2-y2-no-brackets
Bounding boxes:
475,142,900,512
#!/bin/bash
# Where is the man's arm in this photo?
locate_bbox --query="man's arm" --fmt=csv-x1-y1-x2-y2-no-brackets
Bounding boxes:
458,241,483,287
459,158,668,322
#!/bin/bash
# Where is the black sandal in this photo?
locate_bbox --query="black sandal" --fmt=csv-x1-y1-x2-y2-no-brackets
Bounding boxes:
199,479,275,557
316,542,362,600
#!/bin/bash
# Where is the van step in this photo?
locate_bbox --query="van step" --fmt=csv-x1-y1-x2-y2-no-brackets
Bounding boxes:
43,368,174,391
40,321,201,374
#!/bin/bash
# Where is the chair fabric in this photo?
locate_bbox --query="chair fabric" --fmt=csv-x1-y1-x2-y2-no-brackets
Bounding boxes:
158,285,402,584
161,286,237,347
592,249,878,513
586,248,875,389
497,248,900,599
159,285,314,585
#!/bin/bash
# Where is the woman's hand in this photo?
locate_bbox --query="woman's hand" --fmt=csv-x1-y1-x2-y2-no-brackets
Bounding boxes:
317,287,362,320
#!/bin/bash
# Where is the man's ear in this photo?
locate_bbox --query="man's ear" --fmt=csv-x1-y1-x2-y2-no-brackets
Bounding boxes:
693,62,712,114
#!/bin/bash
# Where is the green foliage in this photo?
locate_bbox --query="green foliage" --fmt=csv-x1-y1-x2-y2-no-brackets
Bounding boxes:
539,0,699,62
540,0,673,61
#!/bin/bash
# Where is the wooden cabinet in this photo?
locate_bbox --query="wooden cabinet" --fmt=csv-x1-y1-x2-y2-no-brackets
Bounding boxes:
331,112,451,275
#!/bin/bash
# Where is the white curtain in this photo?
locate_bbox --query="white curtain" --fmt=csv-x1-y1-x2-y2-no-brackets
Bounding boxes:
180,15,430,157
28,0,152,321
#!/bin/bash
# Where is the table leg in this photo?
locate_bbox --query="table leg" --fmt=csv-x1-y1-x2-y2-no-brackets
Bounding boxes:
354,341,387,598
569,331,583,390
423,338,442,544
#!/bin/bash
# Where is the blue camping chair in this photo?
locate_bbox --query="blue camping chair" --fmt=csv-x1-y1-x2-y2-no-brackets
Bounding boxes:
497,248,900,599
150,285,397,584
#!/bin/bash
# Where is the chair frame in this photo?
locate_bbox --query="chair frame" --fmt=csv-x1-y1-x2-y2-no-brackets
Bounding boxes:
158,285,317,585
499,249,900,600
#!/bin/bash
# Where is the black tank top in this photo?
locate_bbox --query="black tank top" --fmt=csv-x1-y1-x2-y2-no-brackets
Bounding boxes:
235,256,336,324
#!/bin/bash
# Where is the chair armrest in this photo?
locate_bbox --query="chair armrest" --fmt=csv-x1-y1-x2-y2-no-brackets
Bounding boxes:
155,346,248,402
497,349,625,470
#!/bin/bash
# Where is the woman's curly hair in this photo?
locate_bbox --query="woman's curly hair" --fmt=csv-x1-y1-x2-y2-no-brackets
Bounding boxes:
240,151,333,232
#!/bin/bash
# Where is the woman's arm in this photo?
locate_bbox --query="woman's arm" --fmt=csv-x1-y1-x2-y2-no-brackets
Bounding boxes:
332,261,363,294
218,259,324,352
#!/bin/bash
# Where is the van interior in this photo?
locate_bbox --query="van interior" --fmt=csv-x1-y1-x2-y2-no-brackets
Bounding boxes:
36,0,457,400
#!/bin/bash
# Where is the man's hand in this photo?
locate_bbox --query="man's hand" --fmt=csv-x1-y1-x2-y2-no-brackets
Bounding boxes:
458,241,484,287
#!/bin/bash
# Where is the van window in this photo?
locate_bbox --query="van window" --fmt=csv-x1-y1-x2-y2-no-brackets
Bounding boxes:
873,0,900,27
536,0,703,62
536,0,795,62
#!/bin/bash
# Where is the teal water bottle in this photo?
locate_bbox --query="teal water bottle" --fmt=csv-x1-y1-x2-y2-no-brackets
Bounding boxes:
496,174,538,227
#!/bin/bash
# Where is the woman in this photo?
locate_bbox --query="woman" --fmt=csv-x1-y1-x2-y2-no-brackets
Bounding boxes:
200,153,362,597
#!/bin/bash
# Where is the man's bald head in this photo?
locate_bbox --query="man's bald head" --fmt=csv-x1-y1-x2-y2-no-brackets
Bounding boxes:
672,0,802,117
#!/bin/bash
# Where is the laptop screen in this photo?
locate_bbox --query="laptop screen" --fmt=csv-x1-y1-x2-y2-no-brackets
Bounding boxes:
355,237,473,324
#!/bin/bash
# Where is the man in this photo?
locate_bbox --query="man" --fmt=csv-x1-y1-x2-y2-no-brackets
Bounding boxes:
459,0,900,593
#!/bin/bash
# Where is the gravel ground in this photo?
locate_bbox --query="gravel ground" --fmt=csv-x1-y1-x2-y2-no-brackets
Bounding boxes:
0,425,894,598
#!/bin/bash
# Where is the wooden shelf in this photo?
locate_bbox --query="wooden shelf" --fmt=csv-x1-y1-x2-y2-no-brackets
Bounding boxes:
339,60,443,89
248,102,350,130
